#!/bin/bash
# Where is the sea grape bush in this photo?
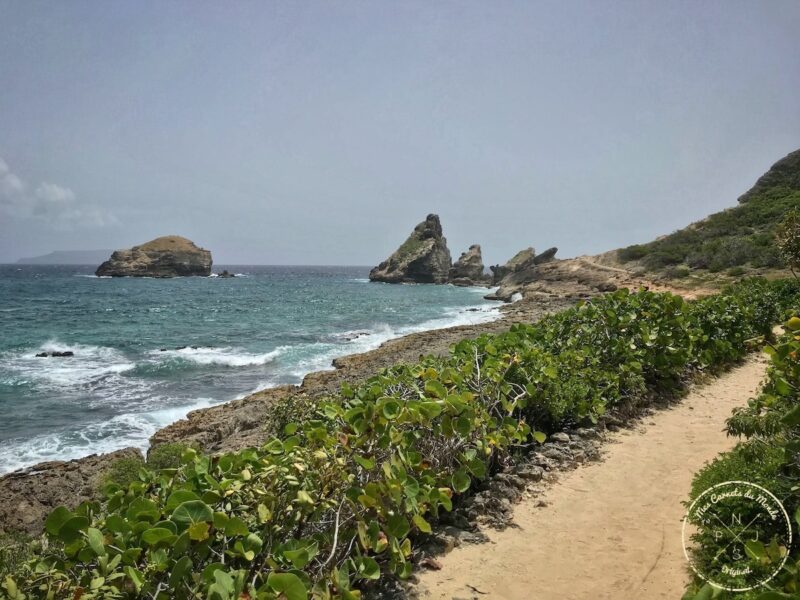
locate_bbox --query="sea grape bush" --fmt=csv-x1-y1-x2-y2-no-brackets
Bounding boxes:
684,312,800,600
3,279,800,600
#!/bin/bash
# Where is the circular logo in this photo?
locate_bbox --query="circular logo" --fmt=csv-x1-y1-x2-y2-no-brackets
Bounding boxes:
682,481,792,591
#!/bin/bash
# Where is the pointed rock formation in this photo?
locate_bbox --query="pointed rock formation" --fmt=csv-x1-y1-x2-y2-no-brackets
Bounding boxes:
369,214,452,283
96,236,212,277
449,244,490,286
534,247,558,265
490,247,536,285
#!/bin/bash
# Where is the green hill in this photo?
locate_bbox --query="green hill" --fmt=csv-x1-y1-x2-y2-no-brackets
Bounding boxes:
618,148,800,275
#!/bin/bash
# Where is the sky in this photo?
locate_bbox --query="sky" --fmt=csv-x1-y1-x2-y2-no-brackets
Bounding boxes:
1,1,799,266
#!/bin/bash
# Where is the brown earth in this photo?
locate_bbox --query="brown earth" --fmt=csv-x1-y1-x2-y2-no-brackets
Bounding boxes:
414,354,767,600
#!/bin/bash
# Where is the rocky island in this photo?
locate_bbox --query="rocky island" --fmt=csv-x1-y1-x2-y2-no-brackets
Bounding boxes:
369,214,452,283
95,235,212,278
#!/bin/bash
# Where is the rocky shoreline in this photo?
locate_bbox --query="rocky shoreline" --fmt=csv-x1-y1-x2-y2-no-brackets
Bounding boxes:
0,257,700,536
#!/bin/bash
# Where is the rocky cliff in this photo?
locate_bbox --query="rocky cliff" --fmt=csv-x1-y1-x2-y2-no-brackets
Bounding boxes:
489,247,536,285
96,236,212,277
369,214,452,283
486,247,562,300
449,244,490,286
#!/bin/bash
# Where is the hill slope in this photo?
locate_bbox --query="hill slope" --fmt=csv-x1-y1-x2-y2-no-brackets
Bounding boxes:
617,148,800,274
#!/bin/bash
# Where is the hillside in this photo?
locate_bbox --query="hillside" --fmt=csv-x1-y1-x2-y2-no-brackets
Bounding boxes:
16,250,113,265
617,148,800,276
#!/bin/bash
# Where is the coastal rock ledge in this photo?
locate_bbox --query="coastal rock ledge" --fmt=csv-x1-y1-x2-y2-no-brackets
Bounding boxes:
369,214,452,283
96,236,212,278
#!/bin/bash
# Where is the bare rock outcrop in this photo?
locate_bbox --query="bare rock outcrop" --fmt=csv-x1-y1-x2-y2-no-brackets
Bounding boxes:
534,247,558,265
0,448,143,535
449,244,490,286
369,214,452,283
489,247,536,285
96,236,212,278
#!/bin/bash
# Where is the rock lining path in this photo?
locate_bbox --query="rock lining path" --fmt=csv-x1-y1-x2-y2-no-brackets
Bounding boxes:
416,355,767,599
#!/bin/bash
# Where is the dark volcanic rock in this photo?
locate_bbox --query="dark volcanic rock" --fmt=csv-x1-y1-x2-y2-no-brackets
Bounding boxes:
449,244,489,285
0,448,143,535
96,236,212,278
217,270,235,278
369,214,452,283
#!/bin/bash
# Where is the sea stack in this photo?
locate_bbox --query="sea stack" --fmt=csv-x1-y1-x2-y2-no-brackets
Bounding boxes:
369,214,452,283
449,244,490,286
95,236,212,278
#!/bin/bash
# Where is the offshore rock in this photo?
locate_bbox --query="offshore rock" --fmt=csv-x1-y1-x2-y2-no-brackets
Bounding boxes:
96,236,212,278
369,214,452,283
449,244,490,286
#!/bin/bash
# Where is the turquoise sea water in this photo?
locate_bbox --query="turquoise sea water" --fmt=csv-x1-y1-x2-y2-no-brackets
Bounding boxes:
0,265,499,474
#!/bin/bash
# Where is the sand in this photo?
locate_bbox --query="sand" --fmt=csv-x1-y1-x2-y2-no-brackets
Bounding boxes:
416,355,767,600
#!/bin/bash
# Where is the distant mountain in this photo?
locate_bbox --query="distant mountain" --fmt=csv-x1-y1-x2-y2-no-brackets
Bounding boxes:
16,250,114,265
616,148,800,274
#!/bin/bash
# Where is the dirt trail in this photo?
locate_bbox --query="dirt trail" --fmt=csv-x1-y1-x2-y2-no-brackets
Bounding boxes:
416,355,767,600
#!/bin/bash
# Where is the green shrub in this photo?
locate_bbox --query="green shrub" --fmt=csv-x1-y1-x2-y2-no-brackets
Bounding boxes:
0,532,35,579
684,309,800,598
101,456,146,489
146,443,190,471
4,280,800,600
618,188,800,274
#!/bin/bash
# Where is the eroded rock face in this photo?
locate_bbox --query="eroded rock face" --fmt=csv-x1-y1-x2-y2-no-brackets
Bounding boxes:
534,247,558,265
369,214,452,283
449,244,489,286
490,247,536,285
96,236,212,278
0,448,143,535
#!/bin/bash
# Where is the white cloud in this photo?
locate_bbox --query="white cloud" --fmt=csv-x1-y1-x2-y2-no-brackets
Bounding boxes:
0,156,116,229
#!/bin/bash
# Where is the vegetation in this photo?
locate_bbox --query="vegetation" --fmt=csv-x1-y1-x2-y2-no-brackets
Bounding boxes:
617,150,800,275
3,279,800,600
776,208,800,278
102,444,192,489
618,186,800,273
683,311,800,599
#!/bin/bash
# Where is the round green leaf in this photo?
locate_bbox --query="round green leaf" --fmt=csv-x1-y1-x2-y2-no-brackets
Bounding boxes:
141,527,176,547
451,469,471,493
171,500,213,528
86,527,107,557
267,572,308,600
382,400,401,420
44,506,72,537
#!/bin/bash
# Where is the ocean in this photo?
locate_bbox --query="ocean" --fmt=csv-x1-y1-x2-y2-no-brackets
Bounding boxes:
0,265,499,474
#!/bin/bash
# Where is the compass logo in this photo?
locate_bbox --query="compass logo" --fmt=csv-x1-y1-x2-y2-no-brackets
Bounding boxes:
682,481,792,591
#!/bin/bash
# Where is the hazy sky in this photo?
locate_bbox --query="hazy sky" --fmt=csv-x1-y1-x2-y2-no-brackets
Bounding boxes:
1,1,799,266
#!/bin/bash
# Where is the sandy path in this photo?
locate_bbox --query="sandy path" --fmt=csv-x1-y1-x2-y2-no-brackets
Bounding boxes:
416,355,767,600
